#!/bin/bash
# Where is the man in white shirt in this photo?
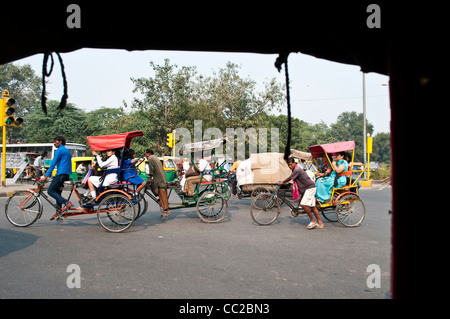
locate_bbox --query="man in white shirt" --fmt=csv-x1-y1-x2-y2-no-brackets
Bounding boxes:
33,152,46,178
184,156,212,197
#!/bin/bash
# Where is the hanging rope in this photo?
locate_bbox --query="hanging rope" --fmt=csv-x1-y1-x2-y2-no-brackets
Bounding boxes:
275,52,292,163
41,52,68,115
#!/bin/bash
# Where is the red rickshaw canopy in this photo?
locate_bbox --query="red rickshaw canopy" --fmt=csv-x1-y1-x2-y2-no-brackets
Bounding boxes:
309,141,355,158
86,130,144,152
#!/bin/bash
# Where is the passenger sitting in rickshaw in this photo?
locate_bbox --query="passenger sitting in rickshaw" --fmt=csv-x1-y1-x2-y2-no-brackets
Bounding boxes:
182,155,212,197
344,151,362,189
122,149,147,195
85,149,120,203
315,151,348,202
316,153,332,178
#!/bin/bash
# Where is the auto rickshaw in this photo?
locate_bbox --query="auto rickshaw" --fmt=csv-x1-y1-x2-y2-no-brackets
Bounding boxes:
135,156,178,182
70,156,94,183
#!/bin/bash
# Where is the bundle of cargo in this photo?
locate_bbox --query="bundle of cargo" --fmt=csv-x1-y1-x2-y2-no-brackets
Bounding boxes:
290,149,312,162
235,153,292,195
250,152,292,184
236,159,253,187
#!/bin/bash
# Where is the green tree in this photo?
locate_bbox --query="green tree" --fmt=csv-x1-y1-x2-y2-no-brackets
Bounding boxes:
372,132,391,164
85,106,125,136
298,121,332,149
23,100,88,144
1,63,43,143
261,113,332,153
0,63,42,115
198,62,285,130
127,59,198,154
330,111,374,162
196,63,285,159
127,60,286,156
107,110,155,156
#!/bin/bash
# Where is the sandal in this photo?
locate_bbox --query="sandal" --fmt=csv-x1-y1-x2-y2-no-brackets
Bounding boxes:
307,222,317,229
161,209,171,218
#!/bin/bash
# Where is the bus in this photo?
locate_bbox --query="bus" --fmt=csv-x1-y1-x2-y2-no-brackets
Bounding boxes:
0,142,87,166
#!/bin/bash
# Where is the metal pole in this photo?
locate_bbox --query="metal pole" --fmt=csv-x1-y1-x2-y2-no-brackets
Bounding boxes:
1,92,5,187
172,129,176,157
362,72,367,180
2,125,6,186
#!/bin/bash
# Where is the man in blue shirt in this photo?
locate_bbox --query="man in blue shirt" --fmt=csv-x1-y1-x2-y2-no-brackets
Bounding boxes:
40,136,72,220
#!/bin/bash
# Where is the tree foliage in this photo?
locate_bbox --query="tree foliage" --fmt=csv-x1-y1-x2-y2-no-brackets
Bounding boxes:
0,63,42,115
23,100,88,144
330,111,374,161
2,61,391,163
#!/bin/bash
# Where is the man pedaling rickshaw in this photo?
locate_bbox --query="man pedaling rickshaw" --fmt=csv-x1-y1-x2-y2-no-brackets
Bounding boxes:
39,136,73,220
278,157,324,229
144,149,170,217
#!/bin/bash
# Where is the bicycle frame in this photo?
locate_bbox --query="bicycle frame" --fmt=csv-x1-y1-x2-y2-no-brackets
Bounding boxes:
31,182,97,217
143,181,220,211
143,138,229,210
265,184,299,211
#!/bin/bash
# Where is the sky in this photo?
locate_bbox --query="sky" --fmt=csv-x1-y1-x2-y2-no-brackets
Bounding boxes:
15,48,390,135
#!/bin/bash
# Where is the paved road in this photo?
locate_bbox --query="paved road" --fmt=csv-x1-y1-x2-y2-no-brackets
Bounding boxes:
0,187,391,299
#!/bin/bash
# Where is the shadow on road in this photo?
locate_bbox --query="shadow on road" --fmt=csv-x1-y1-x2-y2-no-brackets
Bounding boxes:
0,228,39,257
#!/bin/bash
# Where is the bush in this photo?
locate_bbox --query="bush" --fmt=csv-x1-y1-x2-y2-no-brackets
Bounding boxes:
370,168,391,180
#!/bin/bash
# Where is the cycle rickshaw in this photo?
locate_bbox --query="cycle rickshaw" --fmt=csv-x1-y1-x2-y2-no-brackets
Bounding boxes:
139,138,229,223
237,149,314,203
5,131,145,232
250,141,366,227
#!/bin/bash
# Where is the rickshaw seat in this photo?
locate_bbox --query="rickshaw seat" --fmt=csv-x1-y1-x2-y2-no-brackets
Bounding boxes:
200,178,227,186
337,171,353,177
102,167,134,189
333,170,359,190
102,167,121,176
97,167,121,190
108,181,133,187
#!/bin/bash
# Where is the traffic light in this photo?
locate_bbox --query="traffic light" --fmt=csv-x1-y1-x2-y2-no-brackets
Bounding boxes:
166,133,174,147
1,90,23,127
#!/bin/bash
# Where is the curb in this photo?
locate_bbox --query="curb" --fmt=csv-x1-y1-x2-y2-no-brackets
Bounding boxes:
360,180,372,188
0,184,32,198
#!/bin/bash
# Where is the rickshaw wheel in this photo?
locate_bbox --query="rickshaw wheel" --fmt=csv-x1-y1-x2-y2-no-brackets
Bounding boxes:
97,194,136,232
136,195,148,220
335,193,365,227
250,192,281,226
320,207,338,222
5,190,43,227
196,191,227,223
225,183,232,201
126,191,144,220
250,186,271,206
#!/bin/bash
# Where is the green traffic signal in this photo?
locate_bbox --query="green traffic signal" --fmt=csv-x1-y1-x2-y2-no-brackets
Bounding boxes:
5,117,14,125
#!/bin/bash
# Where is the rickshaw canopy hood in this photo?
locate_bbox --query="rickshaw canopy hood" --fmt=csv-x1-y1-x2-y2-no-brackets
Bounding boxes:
309,141,355,158
290,149,312,161
182,138,228,154
87,131,144,152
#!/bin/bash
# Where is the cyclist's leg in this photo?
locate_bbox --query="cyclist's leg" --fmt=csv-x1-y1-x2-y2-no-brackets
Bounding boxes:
47,174,70,209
